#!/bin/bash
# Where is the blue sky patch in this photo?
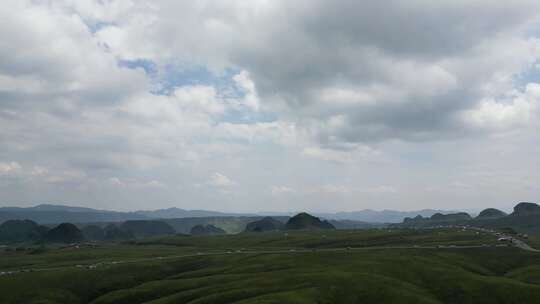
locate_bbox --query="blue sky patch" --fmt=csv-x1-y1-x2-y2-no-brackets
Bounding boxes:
118,59,158,76
514,60,540,90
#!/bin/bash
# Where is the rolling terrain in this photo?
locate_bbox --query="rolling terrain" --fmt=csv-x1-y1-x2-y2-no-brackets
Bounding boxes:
1,228,539,303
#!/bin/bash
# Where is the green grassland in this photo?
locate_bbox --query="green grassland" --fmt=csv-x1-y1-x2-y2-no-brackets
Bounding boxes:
0,244,195,271
1,228,539,304
142,228,498,249
526,234,540,249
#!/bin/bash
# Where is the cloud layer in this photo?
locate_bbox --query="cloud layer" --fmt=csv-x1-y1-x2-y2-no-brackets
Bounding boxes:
1,1,540,212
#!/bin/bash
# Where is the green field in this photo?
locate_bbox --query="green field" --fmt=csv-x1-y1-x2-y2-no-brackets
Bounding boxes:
1,228,540,304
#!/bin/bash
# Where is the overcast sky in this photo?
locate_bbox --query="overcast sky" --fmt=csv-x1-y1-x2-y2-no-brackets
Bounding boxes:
1,1,540,212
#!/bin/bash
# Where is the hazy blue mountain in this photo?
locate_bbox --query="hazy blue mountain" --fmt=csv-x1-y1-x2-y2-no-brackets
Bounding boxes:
511,202,540,216
244,217,285,232
103,224,134,240
81,225,105,241
44,223,84,243
398,212,473,228
0,204,149,224
0,210,148,225
120,220,176,238
190,224,226,235
328,220,387,230
163,216,290,234
393,202,540,234
285,213,335,230
482,202,540,233
135,207,254,219
476,208,507,219
430,212,472,221
5,204,111,213
0,220,49,243
315,209,462,223
0,204,466,225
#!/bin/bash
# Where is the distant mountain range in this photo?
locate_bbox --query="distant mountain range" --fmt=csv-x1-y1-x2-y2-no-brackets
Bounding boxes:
134,207,255,219
0,203,463,225
2,202,539,242
394,202,540,234
314,209,464,223
136,207,460,223
0,204,147,224
0,204,250,224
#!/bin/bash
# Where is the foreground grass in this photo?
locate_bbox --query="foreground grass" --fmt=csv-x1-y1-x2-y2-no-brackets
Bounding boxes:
0,244,197,271
1,228,539,303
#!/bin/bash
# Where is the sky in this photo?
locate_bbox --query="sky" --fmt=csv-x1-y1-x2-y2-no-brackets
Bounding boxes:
1,1,540,213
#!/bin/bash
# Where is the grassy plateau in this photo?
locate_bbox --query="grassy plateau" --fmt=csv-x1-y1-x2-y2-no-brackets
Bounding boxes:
1,228,539,304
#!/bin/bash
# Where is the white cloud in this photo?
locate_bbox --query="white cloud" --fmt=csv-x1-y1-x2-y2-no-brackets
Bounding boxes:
108,177,164,189
316,184,351,195
463,82,540,130
208,172,236,188
0,162,87,185
0,162,21,175
303,147,353,163
270,185,295,195
41,170,87,184
233,70,260,111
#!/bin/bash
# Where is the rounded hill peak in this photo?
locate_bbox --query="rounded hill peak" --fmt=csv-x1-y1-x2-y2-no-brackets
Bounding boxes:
513,202,540,215
285,212,335,230
476,208,507,219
